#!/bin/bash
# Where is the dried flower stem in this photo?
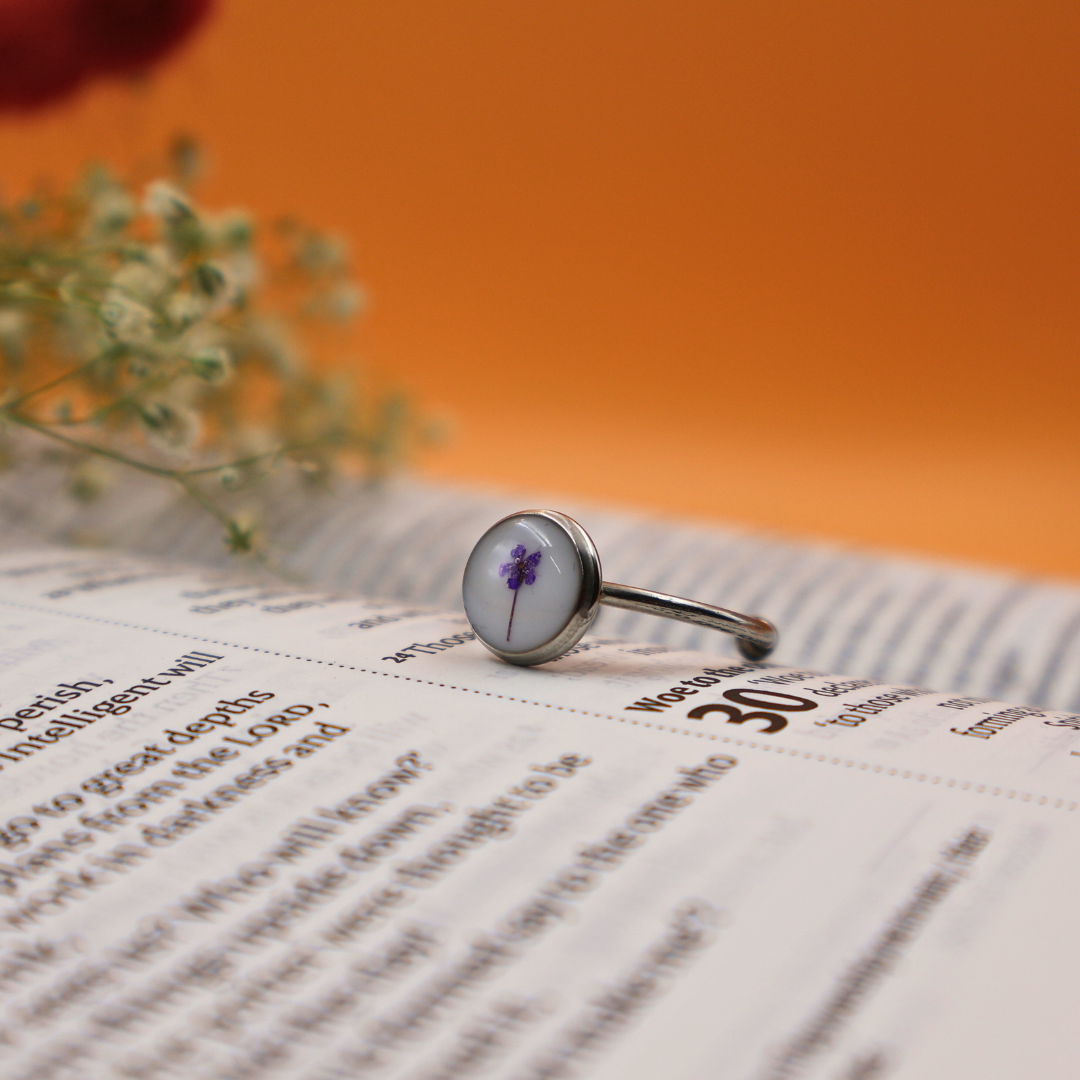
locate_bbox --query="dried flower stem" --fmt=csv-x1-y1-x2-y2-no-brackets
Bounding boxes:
0,146,431,556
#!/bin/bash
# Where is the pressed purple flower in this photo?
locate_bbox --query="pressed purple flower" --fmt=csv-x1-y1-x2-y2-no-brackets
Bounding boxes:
499,543,542,641
500,544,542,589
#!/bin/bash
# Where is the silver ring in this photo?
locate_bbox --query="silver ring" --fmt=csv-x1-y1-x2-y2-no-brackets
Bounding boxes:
462,510,778,667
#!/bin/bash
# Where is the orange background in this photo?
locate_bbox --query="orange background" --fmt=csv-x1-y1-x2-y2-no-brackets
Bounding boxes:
1,0,1078,578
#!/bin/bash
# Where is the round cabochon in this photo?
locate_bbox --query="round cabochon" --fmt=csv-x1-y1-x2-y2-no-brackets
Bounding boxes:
463,513,588,657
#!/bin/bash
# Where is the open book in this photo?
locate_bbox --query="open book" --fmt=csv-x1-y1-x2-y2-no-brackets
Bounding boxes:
1,467,1079,712
0,486,1078,1078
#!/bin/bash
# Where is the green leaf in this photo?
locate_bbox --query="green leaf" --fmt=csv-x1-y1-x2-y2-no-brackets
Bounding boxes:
225,518,257,553
191,263,226,298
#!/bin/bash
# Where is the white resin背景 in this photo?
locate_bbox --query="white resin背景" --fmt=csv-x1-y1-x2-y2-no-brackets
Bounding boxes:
462,513,584,655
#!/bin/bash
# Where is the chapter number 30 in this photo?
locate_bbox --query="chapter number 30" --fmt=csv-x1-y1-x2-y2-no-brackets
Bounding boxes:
687,689,818,734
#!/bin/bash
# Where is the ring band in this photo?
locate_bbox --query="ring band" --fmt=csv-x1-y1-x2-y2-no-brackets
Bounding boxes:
462,510,778,666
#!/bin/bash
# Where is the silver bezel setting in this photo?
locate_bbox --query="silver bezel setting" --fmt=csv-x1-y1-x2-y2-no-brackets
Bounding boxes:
463,509,603,666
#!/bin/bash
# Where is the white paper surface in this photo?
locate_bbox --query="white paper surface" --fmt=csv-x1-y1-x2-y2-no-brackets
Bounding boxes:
0,549,1077,1080
4,470,1080,711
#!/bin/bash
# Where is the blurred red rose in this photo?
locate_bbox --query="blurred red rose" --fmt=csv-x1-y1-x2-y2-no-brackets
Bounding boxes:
0,0,85,109
77,0,216,76
0,0,216,110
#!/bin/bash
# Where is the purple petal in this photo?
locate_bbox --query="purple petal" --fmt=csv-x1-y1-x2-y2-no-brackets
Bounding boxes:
525,551,542,567
507,576,521,589
524,569,536,585
510,544,527,560
499,562,512,577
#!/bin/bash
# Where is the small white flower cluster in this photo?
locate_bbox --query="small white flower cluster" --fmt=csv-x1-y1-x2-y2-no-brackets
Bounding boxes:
0,152,425,554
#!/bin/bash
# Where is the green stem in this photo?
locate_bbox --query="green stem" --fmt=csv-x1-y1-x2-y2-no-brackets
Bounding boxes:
178,441,318,477
172,474,233,530
6,413,177,478
3,353,114,411
6,412,293,572
5,411,334,481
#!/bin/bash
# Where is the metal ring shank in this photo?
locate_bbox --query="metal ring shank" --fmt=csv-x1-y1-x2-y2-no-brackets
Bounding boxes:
599,582,778,660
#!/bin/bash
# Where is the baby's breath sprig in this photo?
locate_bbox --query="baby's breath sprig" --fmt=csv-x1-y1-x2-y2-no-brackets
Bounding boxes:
0,146,425,556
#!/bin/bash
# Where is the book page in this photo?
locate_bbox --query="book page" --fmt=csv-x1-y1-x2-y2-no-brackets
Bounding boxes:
3,466,1079,711
0,548,1077,1080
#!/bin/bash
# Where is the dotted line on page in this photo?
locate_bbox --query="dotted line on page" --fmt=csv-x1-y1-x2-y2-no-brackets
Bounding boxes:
3,598,1075,812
